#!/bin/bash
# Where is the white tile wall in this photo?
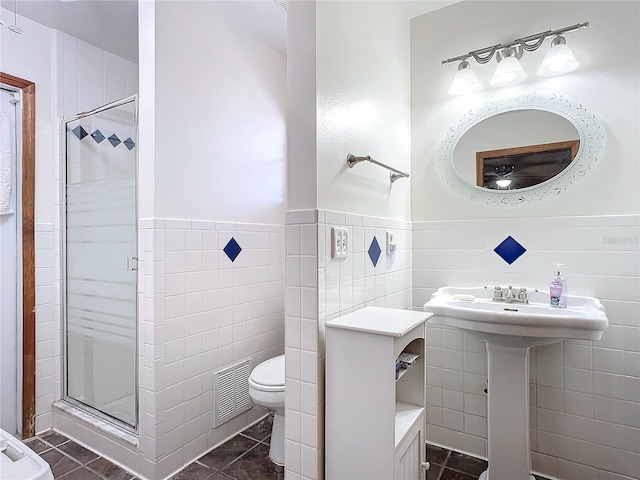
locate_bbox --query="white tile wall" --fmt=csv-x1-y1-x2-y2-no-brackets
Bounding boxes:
138,218,284,479
285,209,318,480
34,223,57,433
284,209,413,480
413,214,640,480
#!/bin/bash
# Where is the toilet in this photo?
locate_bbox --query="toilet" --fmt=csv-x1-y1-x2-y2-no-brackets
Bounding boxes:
248,354,285,465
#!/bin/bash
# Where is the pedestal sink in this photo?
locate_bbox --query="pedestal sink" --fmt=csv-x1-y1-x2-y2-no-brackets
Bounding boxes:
424,286,608,480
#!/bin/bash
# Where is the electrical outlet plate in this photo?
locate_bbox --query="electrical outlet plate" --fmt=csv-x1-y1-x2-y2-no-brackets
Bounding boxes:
331,227,348,259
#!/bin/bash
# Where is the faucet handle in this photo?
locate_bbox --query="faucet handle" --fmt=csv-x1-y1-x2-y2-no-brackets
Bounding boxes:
493,286,503,300
518,287,528,302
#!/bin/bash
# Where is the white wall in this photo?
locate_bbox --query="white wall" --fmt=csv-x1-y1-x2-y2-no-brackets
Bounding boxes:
0,8,56,226
287,0,318,212
413,215,640,480
411,2,640,479
285,2,413,478
133,2,288,478
154,0,286,225
136,219,285,479
411,1,640,220
316,1,412,221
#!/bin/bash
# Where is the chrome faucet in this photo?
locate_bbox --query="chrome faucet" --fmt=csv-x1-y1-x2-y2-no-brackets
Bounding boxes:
492,285,530,304
504,286,515,302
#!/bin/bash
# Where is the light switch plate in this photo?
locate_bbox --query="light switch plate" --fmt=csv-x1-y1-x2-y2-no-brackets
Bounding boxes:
331,227,348,259
386,231,394,255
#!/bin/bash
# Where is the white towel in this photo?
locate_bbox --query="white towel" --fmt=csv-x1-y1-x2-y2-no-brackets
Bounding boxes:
0,111,13,215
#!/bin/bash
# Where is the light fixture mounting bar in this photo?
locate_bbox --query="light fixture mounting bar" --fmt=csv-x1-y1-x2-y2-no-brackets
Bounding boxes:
441,22,589,66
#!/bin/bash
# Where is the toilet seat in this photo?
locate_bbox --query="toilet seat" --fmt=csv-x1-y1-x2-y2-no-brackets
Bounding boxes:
249,355,285,392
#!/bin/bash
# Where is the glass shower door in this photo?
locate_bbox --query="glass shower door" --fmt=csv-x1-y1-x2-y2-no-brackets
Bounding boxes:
64,97,137,429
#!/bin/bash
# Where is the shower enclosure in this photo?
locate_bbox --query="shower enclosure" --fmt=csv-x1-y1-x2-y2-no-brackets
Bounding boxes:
62,96,138,430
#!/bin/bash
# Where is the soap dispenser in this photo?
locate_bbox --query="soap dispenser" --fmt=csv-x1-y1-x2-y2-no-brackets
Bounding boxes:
550,263,567,308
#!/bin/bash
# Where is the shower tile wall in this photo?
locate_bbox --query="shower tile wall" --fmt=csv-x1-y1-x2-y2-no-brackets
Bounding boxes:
57,32,139,118
137,219,284,478
412,214,640,480
31,29,139,433
284,209,412,479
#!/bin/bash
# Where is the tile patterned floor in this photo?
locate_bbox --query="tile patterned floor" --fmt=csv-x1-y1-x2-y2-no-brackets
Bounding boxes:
426,444,550,480
27,415,282,480
27,417,547,480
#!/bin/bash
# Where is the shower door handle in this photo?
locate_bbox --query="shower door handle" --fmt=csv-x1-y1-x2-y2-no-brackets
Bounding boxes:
127,256,139,271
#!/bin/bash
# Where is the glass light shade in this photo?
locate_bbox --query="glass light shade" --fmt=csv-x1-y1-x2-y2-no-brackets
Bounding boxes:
537,43,579,76
490,56,528,87
448,65,482,95
496,179,512,188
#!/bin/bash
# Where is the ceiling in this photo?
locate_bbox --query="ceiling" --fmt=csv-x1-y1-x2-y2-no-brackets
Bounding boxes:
2,0,139,62
3,0,459,64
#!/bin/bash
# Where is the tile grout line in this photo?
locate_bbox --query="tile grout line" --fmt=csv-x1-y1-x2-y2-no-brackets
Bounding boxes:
216,441,264,476
34,434,128,480
33,423,541,480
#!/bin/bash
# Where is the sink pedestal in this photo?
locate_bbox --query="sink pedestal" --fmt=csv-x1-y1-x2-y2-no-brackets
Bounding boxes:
479,342,535,480
424,286,609,480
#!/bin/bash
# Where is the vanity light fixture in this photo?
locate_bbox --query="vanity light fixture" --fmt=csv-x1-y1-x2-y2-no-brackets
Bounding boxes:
490,47,527,87
537,35,580,76
448,60,482,95
442,22,588,94
495,179,512,188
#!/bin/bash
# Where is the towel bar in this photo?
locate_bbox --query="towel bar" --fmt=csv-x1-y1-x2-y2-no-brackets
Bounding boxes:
347,153,409,183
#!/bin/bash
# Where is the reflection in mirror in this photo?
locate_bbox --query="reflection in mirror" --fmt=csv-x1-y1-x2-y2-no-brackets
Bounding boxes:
435,91,606,207
453,110,579,189
477,139,580,189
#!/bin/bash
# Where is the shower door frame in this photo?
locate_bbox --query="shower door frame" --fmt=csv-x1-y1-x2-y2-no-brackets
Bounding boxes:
0,72,36,439
61,94,139,432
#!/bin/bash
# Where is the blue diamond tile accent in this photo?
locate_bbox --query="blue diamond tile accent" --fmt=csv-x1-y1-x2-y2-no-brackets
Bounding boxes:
71,125,88,140
223,237,242,262
107,134,121,147
368,236,381,267
494,235,527,265
91,129,105,143
123,137,136,150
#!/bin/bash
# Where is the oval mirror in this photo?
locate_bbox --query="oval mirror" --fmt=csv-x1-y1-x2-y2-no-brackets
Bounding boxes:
436,91,606,207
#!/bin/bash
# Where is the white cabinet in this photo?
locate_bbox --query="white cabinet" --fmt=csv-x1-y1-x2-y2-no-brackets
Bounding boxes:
325,307,432,480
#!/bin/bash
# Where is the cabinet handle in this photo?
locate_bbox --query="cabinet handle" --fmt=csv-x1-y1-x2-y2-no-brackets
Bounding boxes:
421,461,430,471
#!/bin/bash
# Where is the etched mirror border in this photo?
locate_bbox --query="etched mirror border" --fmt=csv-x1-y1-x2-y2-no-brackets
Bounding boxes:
436,90,606,207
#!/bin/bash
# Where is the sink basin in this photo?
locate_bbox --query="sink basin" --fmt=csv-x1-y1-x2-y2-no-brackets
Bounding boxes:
424,285,609,480
424,286,608,347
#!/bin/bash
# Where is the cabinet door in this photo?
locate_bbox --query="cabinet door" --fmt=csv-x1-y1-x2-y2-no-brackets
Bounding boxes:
394,416,425,479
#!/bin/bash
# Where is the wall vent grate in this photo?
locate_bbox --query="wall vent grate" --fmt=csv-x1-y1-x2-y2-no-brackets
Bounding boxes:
213,358,253,428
